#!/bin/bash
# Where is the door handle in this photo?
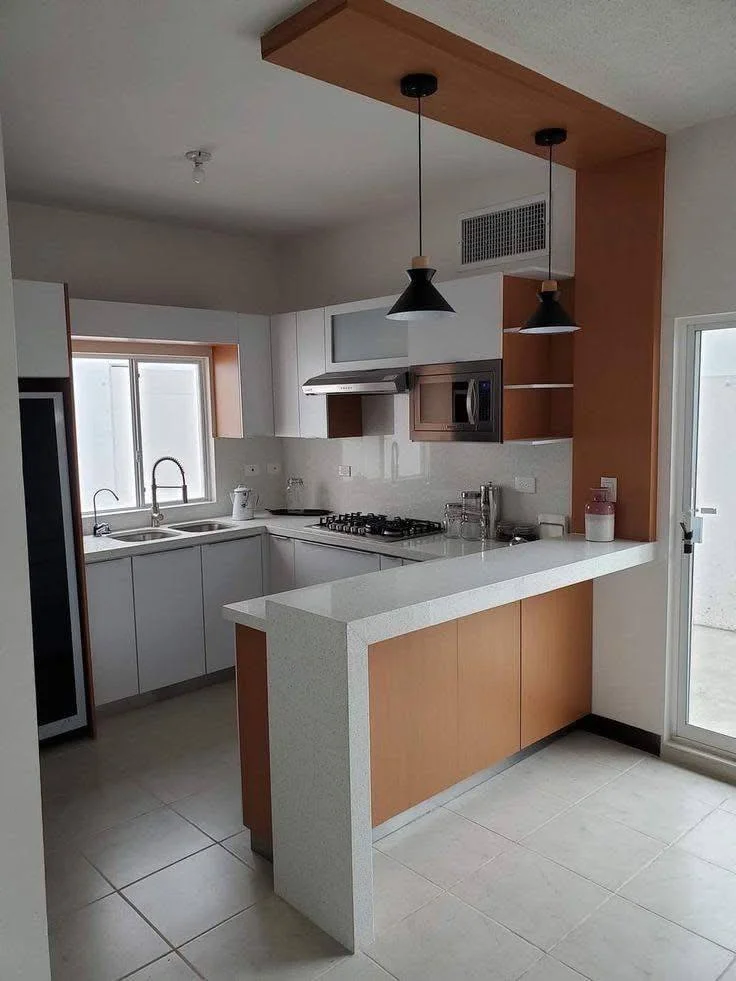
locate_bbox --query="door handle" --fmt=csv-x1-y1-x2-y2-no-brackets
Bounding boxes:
466,378,478,426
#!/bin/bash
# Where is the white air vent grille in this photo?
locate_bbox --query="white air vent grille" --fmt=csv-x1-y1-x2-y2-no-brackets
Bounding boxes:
460,196,547,268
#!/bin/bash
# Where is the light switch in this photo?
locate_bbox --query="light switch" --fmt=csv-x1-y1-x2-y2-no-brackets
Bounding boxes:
601,476,618,502
514,475,536,494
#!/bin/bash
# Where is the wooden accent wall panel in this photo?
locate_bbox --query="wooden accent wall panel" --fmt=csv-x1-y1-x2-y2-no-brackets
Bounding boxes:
327,393,363,438
235,625,272,857
369,621,458,826
262,1,665,169
521,582,593,747
457,604,521,780
212,344,243,438
573,149,664,541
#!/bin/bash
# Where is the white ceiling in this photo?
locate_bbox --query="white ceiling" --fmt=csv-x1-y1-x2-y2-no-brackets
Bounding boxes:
1,0,735,235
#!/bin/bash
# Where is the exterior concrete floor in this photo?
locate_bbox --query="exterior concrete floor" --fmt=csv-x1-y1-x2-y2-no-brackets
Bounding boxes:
690,625,736,739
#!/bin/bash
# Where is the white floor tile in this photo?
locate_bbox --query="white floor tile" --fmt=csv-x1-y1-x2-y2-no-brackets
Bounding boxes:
180,894,343,980
366,893,542,981
553,895,732,981
631,757,732,807
135,744,239,805
81,806,211,888
172,776,245,841
523,805,663,889
452,842,610,951
678,808,736,871
372,850,442,936
719,957,736,979
123,843,272,946
42,776,161,847
581,766,717,843
620,846,736,949
519,955,589,980
125,952,202,980
375,807,509,889
317,953,396,979
447,774,570,840
500,752,622,803
539,732,647,771
49,893,169,981
44,847,113,925
221,829,273,882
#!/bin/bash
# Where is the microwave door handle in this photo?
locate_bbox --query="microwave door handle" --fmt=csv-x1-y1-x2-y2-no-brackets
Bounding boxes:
465,379,474,426
467,378,478,426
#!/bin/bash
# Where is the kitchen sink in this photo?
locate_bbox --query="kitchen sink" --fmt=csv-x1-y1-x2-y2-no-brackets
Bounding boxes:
109,529,181,543
168,521,234,533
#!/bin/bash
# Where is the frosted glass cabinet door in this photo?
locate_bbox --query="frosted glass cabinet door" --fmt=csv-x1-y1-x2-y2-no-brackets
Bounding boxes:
324,295,407,372
202,537,263,673
133,547,205,692
86,558,139,705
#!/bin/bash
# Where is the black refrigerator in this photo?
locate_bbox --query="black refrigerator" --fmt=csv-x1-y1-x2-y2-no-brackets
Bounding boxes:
19,387,89,741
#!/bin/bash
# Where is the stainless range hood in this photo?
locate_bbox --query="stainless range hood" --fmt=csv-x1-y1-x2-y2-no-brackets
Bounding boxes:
302,369,409,396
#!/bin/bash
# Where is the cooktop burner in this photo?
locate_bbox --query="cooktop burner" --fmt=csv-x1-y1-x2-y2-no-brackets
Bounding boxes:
311,512,443,541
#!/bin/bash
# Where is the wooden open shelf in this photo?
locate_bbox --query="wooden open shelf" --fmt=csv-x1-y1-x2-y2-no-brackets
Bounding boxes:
502,277,575,443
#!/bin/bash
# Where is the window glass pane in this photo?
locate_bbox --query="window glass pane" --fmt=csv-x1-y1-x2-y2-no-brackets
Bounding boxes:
72,357,137,511
138,361,206,503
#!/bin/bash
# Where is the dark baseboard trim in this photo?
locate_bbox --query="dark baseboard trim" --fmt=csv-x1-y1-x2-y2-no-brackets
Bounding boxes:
578,714,661,756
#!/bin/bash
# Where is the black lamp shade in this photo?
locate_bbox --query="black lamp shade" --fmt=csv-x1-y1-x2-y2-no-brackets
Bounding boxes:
386,266,456,322
521,287,578,335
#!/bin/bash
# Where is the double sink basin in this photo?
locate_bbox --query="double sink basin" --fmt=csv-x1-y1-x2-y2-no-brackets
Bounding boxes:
108,520,235,543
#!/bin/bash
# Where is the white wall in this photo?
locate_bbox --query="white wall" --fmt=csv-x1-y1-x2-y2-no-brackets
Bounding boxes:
278,164,576,524
8,202,287,527
593,112,736,737
0,129,51,978
278,161,575,310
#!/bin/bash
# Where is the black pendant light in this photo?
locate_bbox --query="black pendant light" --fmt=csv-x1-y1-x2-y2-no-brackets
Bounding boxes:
387,73,455,322
521,127,578,335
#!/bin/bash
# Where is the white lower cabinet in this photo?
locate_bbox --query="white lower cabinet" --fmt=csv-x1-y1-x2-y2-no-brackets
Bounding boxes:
269,535,296,593
202,537,263,673
133,548,205,693
379,554,403,570
293,539,380,587
86,558,138,705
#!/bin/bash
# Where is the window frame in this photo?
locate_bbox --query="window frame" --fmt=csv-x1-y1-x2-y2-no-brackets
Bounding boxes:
72,350,214,516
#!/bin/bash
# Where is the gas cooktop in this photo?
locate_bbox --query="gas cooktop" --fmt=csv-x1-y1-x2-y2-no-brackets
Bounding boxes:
311,512,443,541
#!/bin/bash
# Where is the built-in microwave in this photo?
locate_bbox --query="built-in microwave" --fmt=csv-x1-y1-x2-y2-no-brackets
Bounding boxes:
410,359,502,442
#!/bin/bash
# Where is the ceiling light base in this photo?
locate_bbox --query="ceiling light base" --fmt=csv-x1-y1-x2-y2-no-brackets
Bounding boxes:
400,73,438,100
534,127,567,148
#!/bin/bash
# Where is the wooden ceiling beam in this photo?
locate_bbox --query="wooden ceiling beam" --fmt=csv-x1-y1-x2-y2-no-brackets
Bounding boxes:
261,0,665,170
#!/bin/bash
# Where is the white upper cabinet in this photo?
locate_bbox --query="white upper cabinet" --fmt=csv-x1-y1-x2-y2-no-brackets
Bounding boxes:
13,280,69,378
270,312,301,437
408,272,503,366
297,308,329,439
239,315,274,437
324,294,406,372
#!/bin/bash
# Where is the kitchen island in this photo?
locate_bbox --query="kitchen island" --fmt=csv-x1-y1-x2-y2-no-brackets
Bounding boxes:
224,535,656,953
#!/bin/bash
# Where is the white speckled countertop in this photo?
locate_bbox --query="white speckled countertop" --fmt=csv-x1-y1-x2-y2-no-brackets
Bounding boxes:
225,537,656,639
83,513,493,564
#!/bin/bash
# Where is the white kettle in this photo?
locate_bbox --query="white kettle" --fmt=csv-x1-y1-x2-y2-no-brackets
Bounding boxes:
230,485,259,521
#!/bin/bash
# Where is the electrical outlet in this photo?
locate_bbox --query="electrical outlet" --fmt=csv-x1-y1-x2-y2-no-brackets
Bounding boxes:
244,464,260,476
514,475,537,494
267,462,281,475
337,465,352,477
601,476,618,502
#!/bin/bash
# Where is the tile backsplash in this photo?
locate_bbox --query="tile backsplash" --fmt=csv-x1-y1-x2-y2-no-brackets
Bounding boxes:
279,395,572,525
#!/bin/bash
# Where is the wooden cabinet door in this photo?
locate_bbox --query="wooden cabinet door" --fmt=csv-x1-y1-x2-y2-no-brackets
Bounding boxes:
85,558,138,705
458,603,521,780
369,621,458,827
521,582,593,747
202,537,263,674
133,547,205,693
270,312,300,437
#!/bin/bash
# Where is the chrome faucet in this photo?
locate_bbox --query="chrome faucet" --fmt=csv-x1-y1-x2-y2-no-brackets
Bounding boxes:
150,457,188,527
92,487,119,536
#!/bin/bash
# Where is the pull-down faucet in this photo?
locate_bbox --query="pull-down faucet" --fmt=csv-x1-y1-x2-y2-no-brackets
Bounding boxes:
150,457,188,527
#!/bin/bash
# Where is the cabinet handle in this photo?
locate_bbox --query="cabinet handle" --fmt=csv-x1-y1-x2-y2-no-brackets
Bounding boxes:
271,535,291,541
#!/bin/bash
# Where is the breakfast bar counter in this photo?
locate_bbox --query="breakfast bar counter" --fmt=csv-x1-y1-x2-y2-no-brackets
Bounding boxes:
224,536,656,953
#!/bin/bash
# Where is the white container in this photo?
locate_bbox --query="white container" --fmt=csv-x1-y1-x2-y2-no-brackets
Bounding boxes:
585,513,615,542
230,486,259,521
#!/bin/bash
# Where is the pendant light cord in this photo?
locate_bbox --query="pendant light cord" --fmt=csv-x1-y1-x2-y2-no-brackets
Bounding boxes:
547,142,553,281
417,94,423,257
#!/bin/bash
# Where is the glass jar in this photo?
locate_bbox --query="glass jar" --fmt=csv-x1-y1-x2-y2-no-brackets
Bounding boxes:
444,503,463,538
460,508,483,541
585,487,615,542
